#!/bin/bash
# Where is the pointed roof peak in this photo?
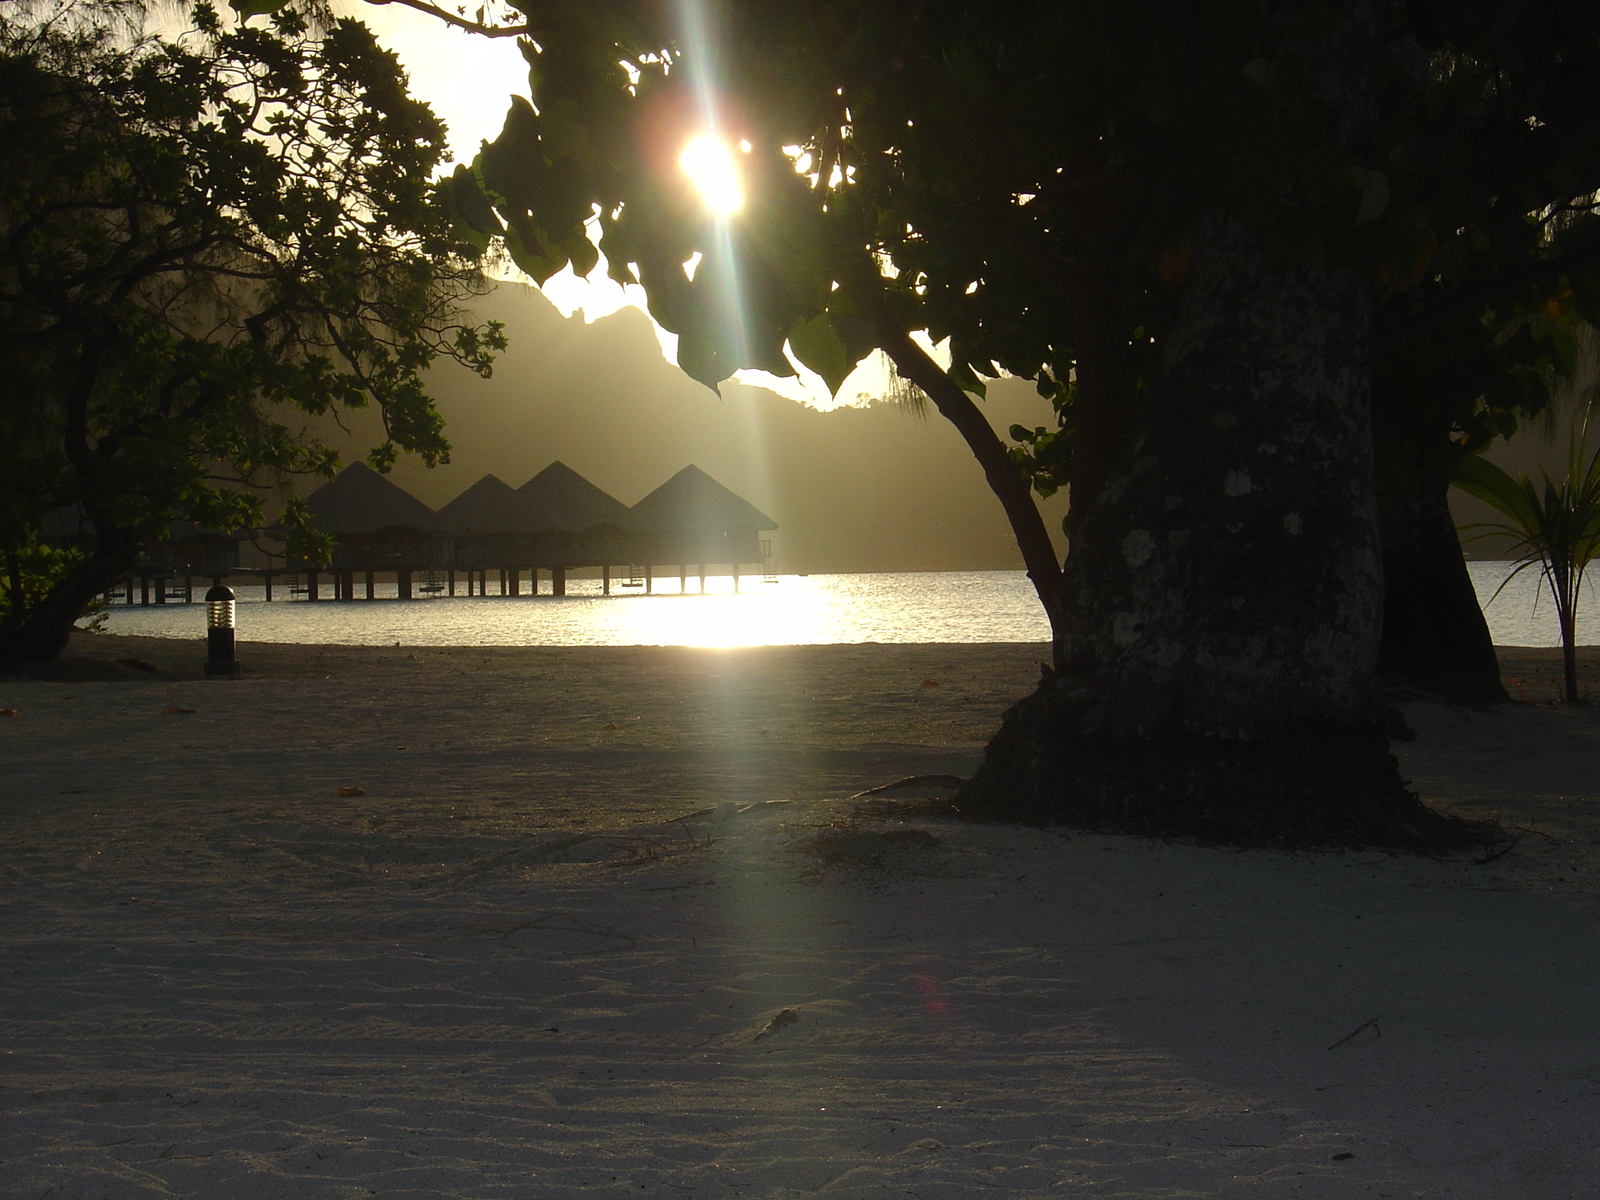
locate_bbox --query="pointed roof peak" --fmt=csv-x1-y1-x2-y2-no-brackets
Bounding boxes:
515,461,632,531
630,464,776,532
304,462,440,534
436,473,523,534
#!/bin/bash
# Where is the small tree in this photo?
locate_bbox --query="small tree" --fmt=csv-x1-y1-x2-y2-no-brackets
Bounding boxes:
0,1,502,667
1454,422,1600,703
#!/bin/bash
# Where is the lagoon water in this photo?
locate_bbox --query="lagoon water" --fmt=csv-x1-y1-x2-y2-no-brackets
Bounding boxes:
97,564,1598,649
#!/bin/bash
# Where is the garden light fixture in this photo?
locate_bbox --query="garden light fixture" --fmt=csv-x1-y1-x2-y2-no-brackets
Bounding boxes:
204,583,241,677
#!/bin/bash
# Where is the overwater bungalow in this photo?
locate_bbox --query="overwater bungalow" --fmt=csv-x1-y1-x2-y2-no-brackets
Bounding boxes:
515,461,636,590
87,460,779,606
146,520,242,578
299,462,447,599
433,462,634,595
45,506,242,605
436,471,531,595
628,464,777,589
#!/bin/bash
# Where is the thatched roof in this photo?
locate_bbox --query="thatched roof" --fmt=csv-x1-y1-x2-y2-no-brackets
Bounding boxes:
515,461,632,532
435,474,522,535
303,462,440,535
629,464,776,532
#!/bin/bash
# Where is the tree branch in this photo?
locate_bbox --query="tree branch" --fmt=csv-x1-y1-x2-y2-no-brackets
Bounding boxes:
376,0,532,39
873,321,1062,617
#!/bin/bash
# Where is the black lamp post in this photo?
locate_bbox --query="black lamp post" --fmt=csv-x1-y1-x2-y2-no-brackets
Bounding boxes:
204,583,241,677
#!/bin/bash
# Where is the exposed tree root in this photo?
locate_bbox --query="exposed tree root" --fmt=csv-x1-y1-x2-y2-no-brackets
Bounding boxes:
955,689,1502,854
849,774,968,799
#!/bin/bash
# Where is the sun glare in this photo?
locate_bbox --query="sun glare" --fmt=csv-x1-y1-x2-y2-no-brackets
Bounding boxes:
679,135,744,216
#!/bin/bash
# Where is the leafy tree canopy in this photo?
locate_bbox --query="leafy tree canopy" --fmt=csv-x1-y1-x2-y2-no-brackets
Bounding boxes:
423,0,1600,517
0,0,502,664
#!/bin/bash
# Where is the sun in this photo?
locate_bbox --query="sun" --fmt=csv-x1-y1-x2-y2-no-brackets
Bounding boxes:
679,134,744,216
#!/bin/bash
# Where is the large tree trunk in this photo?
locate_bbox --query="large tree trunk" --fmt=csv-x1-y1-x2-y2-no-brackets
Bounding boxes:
1376,472,1508,704
1062,224,1140,545
0,545,137,671
1063,295,1139,545
958,214,1456,847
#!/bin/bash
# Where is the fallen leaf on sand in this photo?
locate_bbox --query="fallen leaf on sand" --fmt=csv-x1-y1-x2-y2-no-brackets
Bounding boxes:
162,707,195,715
921,679,939,687
0,708,17,717
601,722,619,731
753,1008,800,1042
336,786,366,797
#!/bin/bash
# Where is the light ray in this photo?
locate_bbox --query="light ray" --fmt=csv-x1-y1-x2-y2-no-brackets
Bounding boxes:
672,0,774,532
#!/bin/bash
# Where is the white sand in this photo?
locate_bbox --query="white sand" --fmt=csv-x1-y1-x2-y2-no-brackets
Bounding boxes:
1,636,1598,1199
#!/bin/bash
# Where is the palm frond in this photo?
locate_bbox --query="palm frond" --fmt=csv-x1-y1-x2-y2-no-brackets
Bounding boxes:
1452,421,1600,701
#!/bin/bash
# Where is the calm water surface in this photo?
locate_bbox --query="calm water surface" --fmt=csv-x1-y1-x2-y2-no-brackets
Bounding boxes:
97,565,1599,648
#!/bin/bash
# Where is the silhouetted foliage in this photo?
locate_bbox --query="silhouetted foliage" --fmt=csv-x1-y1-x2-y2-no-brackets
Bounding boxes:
409,2,1600,599
1455,419,1600,702
0,1,503,666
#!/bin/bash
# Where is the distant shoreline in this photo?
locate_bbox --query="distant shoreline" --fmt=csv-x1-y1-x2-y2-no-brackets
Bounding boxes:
2,630,1589,704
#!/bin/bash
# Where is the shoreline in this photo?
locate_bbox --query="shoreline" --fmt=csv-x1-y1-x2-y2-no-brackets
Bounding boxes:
5,629,1595,704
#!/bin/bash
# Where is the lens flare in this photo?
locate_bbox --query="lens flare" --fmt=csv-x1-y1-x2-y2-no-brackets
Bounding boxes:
679,134,744,216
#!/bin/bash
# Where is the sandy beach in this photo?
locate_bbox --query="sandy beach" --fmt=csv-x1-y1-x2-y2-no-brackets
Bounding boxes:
2,633,1598,1199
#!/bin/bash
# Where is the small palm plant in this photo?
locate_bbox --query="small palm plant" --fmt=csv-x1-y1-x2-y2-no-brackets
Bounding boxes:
1453,422,1600,703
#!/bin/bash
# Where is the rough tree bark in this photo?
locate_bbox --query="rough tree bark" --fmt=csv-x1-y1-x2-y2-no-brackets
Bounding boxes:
1060,217,1141,546
1376,472,1508,704
958,214,1456,846
1064,295,1139,545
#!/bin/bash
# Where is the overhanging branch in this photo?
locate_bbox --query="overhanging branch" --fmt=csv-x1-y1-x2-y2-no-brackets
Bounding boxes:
873,321,1062,617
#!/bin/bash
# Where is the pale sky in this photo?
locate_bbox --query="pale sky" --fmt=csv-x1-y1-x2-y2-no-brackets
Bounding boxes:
348,1,902,411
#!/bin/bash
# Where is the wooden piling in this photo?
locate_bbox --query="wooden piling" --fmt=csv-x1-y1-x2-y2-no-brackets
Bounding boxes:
603,564,611,596
447,569,456,597
306,571,319,601
398,569,413,600
264,573,273,602
552,567,566,596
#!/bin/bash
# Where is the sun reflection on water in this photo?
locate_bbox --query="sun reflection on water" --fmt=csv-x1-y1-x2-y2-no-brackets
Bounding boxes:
97,572,1052,647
